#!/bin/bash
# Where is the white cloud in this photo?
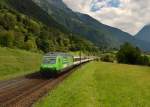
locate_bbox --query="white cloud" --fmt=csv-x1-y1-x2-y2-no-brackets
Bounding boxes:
63,0,150,35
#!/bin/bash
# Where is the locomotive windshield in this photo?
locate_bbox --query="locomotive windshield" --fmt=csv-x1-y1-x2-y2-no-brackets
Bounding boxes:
43,58,56,64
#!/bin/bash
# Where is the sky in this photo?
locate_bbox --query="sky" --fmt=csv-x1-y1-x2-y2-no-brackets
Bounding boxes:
63,0,150,35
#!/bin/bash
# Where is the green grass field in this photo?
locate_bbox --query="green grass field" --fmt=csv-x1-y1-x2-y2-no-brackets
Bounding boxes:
34,62,150,107
0,47,42,80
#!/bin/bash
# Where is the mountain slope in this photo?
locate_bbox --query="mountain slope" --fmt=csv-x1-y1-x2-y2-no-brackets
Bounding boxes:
33,0,119,49
5,0,70,33
33,0,150,51
0,0,97,53
78,13,150,51
135,24,150,42
1,0,150,51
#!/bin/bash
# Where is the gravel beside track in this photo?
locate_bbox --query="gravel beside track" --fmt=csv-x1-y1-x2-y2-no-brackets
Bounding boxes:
0,61,90,107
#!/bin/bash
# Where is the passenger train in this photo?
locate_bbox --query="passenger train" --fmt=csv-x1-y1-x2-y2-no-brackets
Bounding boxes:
40,52,91,74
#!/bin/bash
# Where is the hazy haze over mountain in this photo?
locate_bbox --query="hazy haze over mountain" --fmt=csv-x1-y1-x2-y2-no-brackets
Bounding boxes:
63,0,150,35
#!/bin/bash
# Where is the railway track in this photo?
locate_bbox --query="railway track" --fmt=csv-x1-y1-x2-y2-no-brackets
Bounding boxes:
0,60,91,107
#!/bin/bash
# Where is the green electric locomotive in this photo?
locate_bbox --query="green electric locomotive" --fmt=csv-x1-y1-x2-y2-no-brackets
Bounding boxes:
40,52,74,74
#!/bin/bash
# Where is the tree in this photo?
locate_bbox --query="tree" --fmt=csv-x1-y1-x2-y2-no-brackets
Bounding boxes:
0,31,14,47
116,43,149,65
0,12,16,30
13,31,24,48
28,20,40,34
24,37,37,51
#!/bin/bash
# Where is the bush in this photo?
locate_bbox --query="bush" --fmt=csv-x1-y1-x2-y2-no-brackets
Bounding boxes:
116,43,149,66
101,54,115,63
139,55,150,66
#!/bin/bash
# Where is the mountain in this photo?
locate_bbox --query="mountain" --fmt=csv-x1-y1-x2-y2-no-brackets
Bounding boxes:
76,13,150,51
1,0,150,51
33,0,118,49
32,0,150,51
0,0,97,53
4,0,69,33
135,24,150,43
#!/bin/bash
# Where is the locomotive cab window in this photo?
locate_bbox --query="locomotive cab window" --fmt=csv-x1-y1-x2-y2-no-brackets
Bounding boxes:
49,59,56,64
43,58,56,64
43,58,49,64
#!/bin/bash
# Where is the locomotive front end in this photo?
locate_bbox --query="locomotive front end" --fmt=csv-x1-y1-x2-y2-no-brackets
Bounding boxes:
40,55,58,72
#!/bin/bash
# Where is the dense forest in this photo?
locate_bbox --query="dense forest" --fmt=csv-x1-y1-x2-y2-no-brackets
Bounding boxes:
0,3,98,53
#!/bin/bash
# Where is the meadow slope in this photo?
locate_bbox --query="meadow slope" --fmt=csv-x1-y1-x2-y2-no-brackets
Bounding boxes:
35,62,150,107
0,47,42,80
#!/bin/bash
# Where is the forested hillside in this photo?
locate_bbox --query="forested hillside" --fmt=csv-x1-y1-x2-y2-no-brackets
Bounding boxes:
33,0,150,51
0,1,97,53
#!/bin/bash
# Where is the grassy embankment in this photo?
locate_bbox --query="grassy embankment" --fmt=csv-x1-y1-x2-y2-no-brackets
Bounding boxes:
35,62,150,107
0,47,42,80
